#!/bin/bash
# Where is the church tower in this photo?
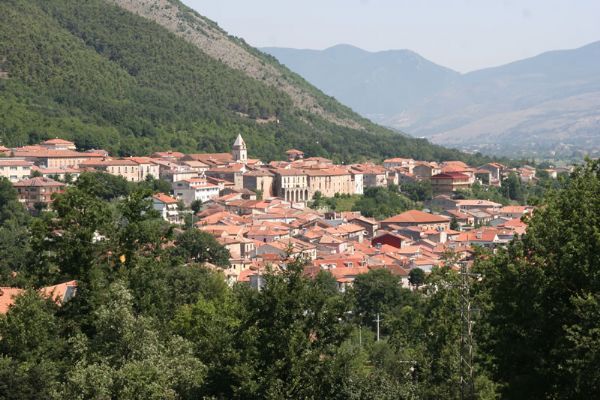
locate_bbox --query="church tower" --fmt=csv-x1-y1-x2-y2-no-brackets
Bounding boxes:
232,134,247,163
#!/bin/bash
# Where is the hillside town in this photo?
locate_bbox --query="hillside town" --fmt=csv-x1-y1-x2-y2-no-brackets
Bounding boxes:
0,133,559,305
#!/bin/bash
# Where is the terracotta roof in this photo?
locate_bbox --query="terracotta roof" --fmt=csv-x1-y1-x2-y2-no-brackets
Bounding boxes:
286,149,304,154
431,172,470,180
42,138,75,145
0,159,33,167
499,206,529,214
153,193,178,204
12,149,104,159
13,177,65,187
382,210,449,224
0,287,24,314
39,280,77,304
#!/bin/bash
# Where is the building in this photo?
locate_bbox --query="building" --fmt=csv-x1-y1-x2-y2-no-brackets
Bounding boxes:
413,162,441,180
80,159,141,182
11,149,105,168
286,149,304,162
129,157,160,181
173,177,220,206
40,138,76,151
479,163,505,183
205,164,246,190
243,169,275,198
152,193,182,224
232,134,247,163
380,210,450,231
0,159,33,182
383,158,415,171
430,172,472,195
273,168,309,203
305,167,355,198
13,177,65,208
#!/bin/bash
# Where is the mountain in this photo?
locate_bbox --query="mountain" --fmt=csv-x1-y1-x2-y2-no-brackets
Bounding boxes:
263,44,459,122
263,42,600,157
0,0,482,164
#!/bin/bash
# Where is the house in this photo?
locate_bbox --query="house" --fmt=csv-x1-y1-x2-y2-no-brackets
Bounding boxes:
413,162,441,180
286,149,305,161
152,193,182,225
430,172,472,195
1,280,78,314
380,210,450,231
498,205,532,219
11,149,105,168
32,166,80,182
383,158,415,171
243,169,275,199
13,177,65,208
172,178,220,206
349,216,379,238
80,158,141,182
350,164,387,188
479,163,505,183
129,157,160,181
0,158,33,182
40,138,76,151
205,164,246,190
372,232,409,249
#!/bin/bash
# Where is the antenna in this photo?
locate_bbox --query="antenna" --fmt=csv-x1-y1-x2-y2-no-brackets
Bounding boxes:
458,261,478,400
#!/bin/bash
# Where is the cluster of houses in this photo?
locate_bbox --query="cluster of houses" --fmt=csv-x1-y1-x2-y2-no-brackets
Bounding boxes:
1,135,566,210
0,135,544,297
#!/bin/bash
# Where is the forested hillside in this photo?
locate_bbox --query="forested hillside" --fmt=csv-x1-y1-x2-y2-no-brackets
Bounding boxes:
0,0,484,164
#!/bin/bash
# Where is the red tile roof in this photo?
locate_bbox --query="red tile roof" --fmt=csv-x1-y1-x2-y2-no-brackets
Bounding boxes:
382,210,449,224
153,193,178,204
13,177,65,187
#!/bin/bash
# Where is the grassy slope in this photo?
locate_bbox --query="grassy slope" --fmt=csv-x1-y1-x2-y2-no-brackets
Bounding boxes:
0,0,491,164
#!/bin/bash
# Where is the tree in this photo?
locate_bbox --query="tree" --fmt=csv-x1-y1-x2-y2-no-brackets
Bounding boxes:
171,229,230,267
408,268,425,289
352,269,415,328
501,172,524,202
477,159,600,399
449,216,460,231
190,199,203,214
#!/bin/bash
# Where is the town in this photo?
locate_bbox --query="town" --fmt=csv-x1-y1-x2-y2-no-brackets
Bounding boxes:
0,133,567,304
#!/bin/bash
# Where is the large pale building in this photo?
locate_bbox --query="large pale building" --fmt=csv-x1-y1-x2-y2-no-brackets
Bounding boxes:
0,159,33,182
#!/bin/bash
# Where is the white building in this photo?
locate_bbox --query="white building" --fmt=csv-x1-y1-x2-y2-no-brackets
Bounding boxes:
152,193,182,225
173,177,220,206
0,159,33,182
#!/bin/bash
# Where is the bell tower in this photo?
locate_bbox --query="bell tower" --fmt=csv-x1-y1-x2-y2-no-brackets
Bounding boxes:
232,134,247,163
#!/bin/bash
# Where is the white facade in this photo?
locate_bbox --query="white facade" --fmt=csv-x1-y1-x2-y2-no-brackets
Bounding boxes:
0,159,33,182
173,179,220,206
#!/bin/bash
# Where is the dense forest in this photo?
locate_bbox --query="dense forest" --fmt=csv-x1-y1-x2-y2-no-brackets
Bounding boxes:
0,157,598,399
0,0,494,164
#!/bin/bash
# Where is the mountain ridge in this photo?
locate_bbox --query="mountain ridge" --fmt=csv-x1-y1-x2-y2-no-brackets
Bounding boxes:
0,0,487,164
263,41,600,157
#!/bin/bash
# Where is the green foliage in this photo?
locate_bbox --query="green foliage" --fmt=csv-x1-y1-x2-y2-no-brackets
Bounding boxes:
476,159,600,398
0,0,496,164
401,180,433,202
352,186,416,219
408,268,426,288
0,178,31,285
170,229,231,267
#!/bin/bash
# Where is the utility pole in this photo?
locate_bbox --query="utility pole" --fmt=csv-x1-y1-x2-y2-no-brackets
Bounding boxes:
374,313,383,342
458,261,477,400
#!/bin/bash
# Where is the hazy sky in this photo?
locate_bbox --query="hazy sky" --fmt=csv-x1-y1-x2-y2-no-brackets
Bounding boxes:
184,0,600,72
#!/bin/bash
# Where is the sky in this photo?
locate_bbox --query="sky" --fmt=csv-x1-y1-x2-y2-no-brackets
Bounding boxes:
184,0,600,73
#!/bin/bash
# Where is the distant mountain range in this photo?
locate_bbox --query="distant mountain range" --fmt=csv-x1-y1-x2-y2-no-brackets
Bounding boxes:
263,43,600,158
